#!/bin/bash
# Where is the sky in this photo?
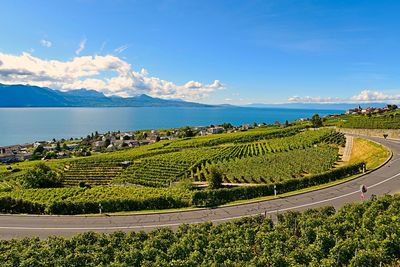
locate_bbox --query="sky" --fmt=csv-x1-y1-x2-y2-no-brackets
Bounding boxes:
1,0,400,104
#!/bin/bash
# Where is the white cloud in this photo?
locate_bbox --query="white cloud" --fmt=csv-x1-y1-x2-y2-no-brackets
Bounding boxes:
40,39,52,48
114,45,128,54
350,90,400,101
289,90,400,104
75,38,87,55
0,52,224,100
288,96,343,104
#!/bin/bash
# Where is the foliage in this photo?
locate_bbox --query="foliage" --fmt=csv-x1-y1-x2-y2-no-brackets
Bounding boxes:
21,163,62,188
165,125,306,149
195,145,339,184
192,162,364,207
0,186,192,214
311,113,323,128
1,194,400,266
118,129,343,187
333,112,400,129
206,166,223,189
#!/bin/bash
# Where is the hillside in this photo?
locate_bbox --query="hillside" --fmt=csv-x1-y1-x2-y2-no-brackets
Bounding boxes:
0,84,210,107
0,126,374,214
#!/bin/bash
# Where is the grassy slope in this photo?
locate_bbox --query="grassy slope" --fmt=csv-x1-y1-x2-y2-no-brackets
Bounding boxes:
349,138,390,169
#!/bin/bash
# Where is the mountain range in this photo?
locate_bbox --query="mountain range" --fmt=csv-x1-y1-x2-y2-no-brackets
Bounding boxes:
0,83,390,110
0,84,210,108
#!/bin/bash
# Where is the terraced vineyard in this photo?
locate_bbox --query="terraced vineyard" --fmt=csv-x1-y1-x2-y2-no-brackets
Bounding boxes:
194,145,339,184
116,148,223,187
0,125,373,214
0,126,347,191
326,111,400,129
212,129,345,160
62,161,126,186
57,129,346,187
165,125,305,149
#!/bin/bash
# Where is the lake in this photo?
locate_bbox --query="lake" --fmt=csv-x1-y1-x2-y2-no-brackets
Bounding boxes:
0,107,341,146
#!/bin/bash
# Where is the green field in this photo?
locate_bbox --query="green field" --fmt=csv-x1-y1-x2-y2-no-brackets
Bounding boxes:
0,125,373,214
325,110,400,129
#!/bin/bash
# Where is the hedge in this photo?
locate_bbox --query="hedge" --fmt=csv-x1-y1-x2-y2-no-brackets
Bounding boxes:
45,196,189,215
0,197,45,214
192,162,365,207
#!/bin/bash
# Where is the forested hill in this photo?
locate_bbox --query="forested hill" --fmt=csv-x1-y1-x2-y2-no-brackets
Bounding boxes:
0,84,210,107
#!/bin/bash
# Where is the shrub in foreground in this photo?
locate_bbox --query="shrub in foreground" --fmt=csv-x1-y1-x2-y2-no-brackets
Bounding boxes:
0,195,399,266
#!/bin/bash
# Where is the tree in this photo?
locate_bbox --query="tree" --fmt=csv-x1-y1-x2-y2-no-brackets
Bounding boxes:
207,167,223,189
22,163,62,188
31,145,45,160
311,114,323,128
104,139,111,147
33,145,44,155
221,123,234,130
179,126,194,138
55,142,61,152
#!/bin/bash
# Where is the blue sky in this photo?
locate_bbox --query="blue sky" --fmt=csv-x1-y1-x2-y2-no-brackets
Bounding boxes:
1,0,400,104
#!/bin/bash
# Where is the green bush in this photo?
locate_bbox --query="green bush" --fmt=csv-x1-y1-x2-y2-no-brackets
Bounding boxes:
0,187,192,215
21,163,62,188
206,167,223,189
0,197,45,214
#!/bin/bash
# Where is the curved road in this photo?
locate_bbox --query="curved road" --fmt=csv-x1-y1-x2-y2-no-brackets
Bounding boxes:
1,136,400,239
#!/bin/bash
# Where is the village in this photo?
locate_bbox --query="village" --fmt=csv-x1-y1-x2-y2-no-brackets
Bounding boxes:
345,104,397,115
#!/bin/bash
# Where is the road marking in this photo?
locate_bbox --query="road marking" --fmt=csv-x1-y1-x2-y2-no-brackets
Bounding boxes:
1,170,399,231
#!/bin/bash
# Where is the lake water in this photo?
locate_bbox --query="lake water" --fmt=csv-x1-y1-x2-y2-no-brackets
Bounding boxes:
0,107,341,146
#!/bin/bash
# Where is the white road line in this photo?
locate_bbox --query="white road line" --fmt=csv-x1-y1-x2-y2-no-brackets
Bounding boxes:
1,170,399,231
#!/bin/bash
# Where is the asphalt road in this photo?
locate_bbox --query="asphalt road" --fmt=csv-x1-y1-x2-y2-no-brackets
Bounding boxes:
1,136,399,239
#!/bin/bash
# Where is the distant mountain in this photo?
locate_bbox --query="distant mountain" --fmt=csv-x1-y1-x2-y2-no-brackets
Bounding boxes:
244,102,389,110
0,84,211,107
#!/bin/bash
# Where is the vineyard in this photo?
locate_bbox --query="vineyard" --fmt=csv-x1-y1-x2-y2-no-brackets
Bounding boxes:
113,129,343,187
0,126,366,214
211,130,345,160
1,194,400,266
334,113,400,129
62,161,125,186
194,145,339,184
164,125,306,149
1,128,346,189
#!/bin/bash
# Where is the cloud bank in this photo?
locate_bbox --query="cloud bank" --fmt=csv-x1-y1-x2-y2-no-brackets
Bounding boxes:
289,90,400,104
0,52,224,100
